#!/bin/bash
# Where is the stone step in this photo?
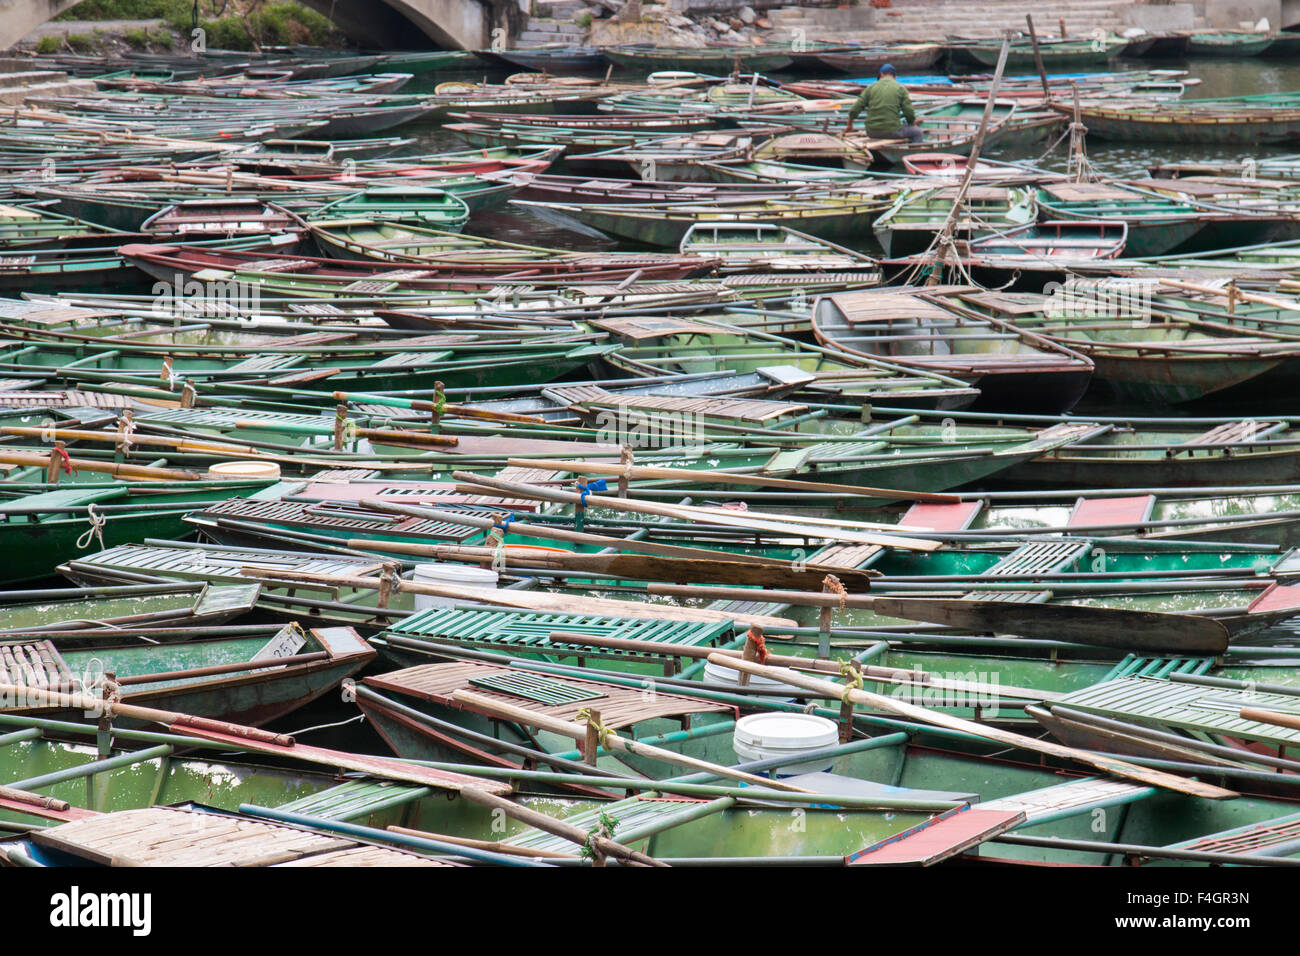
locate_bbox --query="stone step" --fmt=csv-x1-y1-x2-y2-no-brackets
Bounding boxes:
0,79,97,106
0,70,69,88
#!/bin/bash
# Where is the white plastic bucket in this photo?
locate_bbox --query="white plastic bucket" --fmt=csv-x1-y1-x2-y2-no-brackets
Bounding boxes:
412,562,499,611
206,461,281,480
732,713,839,777
703,659,802,701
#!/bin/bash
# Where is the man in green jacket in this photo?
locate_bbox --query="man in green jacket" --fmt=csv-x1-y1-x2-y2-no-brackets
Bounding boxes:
842,63,923,143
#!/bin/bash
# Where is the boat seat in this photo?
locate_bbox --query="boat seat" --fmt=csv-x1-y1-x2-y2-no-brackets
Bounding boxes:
1172,420,1284,453
226,353,303,373
981,540,1091,576
899,500,983,532
1100,654,1215,682
1246,582,1300,615
1067,495,1155,529
275,779,433,821
238,257,320,273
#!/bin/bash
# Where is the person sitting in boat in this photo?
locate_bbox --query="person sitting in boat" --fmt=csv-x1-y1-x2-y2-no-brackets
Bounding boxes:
843,63,923,144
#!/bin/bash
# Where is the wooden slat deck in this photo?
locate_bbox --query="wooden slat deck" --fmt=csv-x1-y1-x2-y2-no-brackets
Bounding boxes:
575,389,809,425
275,780,431,821
964,540,1087,603
69,543,387,583
0,640,73,698
31,806,457,866
1168,812,1300,856
1052,676,1300,746
386,606,733,662
900,500,984,532
1173,420,1283,452
504,794,707,853
846,806,1025,866
365,660,731,729
275,845,456,866
1069,495,1156,529
32,807,346,866
0,390,134,408
197,496,485,541
590,316,726,340
979,777,1155,824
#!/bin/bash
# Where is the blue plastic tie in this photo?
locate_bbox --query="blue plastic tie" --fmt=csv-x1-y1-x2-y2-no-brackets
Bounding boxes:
577,478,607,507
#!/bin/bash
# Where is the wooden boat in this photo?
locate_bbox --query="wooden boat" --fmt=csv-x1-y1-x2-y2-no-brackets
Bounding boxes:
850,484,1300,548
951,286,1300,404
304,185,470,232
952,36,1126,69
603,45,795,74
812,289,1094,412
1061,99,1300,145
679,222,881,275
815,44,944,75
0,581,260,634
140,199,299,238
593,313,981,408
1034,182,1211,257
872,184,1037,258
514,191,896,248
1186,31,1274,56
488,46,607,74
308,219,716,280
1,623,374,728
1004,415,1300,487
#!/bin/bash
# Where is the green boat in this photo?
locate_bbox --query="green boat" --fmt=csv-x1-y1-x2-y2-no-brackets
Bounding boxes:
513,194,892,249
1034,182,1212,257
305,185,470,232
1186,32,1274,56
0,581,260,633
1061,99,1300,146
954,37,1126,70
603,45,795,74
872,185,1037,258
0,481,281,584
2,622,374,728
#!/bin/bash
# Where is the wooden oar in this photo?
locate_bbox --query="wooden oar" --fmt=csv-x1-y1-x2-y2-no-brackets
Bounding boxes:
358,500,853,571
0,450,199,482
451,471,943,551
550,631,1058,701
332,390,548,426
452,689,810,793
1157,277,1300,314
1240,707,1300,732
709,657,1235,800
420,544,878,589
504,457,961,502
647,584,1230,654
247,567,795,629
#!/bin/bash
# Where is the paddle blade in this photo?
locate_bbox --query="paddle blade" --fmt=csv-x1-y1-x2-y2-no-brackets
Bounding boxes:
868,597,1230,655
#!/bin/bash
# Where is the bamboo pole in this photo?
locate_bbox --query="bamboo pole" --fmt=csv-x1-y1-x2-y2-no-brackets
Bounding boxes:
504,457,960,502
1240,707,1300,732
0,450,200,482
449,471,943,551
1025,15,1052,101
355,502,853,571
648,584,1230,653
710,656,1235,800
247,566,795,629
452,689,811,793
453,785,667,867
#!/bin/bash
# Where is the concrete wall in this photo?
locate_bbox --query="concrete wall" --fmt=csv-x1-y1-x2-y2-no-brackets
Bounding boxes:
1281,0,1300,26
1199,0,1281,27
0,0,82,50
1122,2,1196,31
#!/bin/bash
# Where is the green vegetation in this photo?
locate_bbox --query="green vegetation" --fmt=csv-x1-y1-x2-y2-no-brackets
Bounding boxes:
58,1,342,51
576,11,593,28
122,24,175,49
64,32,99,52
35,36,62,54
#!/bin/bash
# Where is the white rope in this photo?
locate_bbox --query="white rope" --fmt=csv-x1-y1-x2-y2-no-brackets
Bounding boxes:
75,503,106,551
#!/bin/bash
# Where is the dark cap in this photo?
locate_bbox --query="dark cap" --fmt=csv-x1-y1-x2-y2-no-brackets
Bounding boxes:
879,63,896,75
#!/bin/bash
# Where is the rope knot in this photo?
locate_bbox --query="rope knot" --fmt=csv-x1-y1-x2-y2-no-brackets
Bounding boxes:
838,659,864,705
745,625,768,665
76,503,107,551
576,706,614,750
576,478,607,507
